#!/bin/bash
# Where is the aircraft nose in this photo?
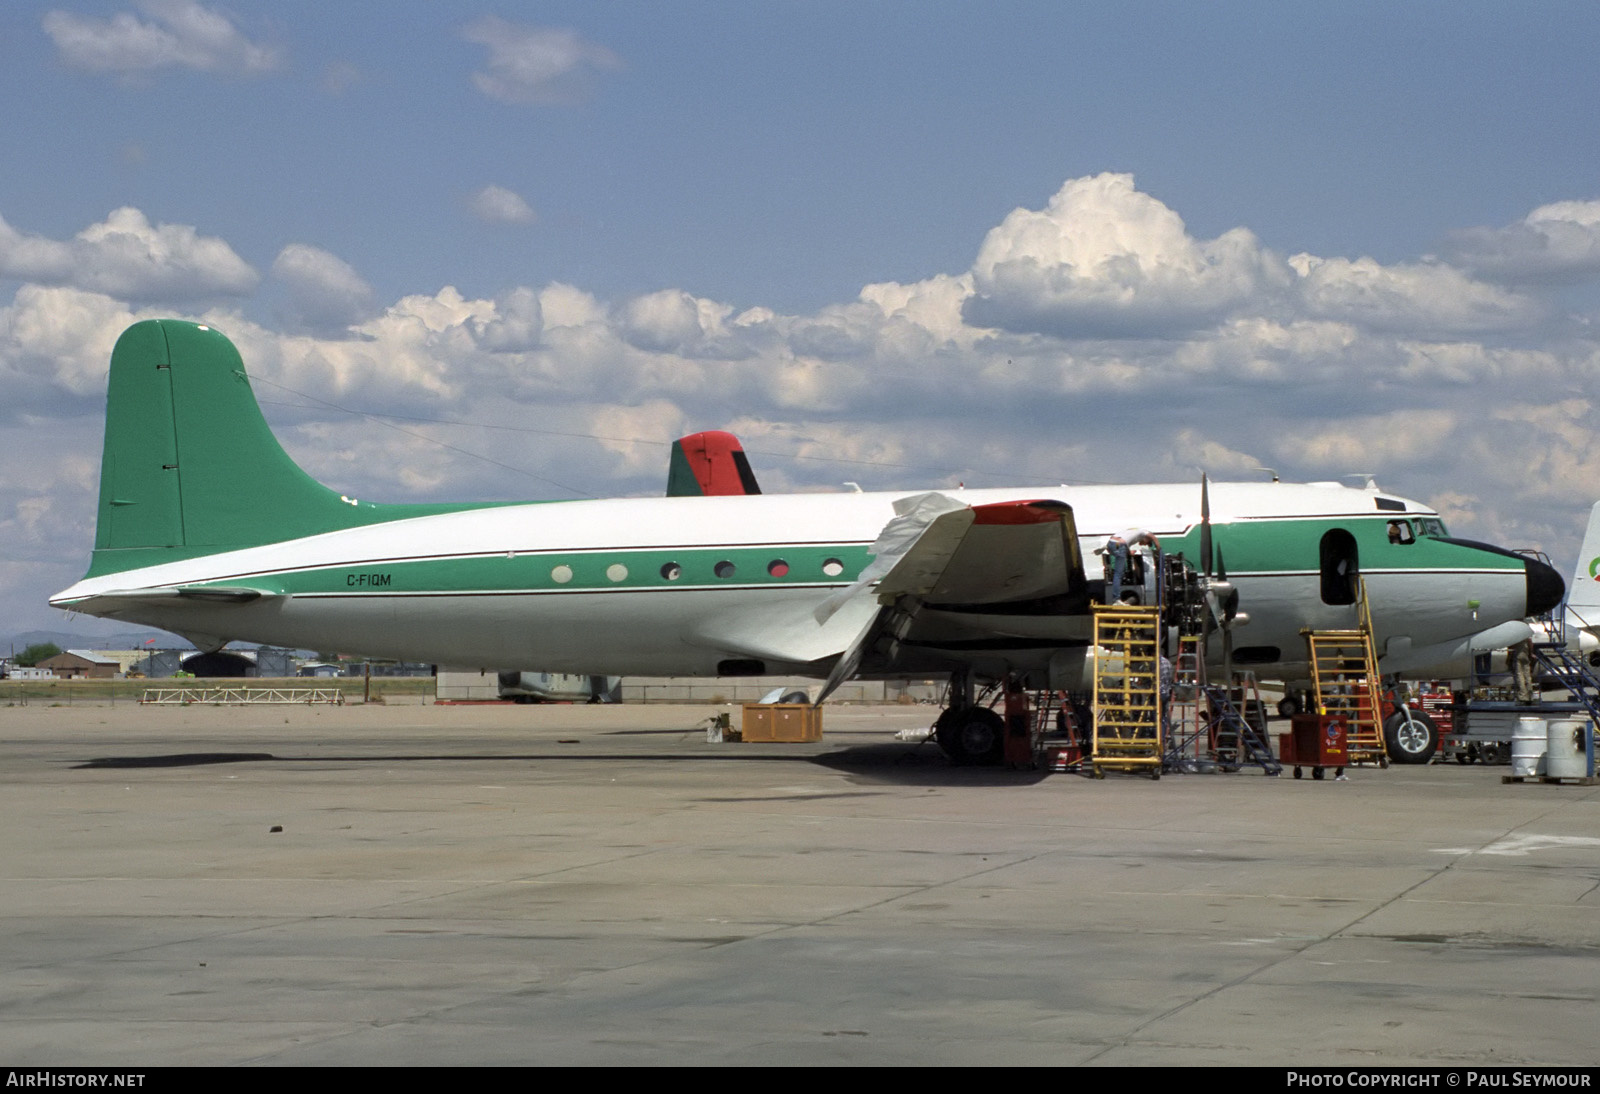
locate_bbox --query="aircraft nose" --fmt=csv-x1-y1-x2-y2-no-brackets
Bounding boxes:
1526,555,1565,618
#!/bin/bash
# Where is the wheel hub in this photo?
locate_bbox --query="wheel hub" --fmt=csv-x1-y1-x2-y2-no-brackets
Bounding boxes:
1395,719,1429,753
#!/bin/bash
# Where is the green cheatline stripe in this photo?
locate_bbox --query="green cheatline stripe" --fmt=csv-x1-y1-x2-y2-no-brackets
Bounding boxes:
195,543,878,596
1158,518,1521,575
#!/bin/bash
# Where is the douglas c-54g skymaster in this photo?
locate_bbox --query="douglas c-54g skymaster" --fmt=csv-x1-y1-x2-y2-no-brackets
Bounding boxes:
52,321,1563,763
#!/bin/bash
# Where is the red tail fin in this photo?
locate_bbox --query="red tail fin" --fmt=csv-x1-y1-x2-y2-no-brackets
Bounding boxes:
666,431,762,496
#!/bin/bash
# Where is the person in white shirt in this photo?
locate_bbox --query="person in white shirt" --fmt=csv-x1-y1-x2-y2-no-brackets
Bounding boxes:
1101,528,1160,604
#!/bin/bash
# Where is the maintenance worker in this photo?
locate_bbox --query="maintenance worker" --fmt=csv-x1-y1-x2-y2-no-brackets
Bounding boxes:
1100,528,1160,604
1507,637,1535,704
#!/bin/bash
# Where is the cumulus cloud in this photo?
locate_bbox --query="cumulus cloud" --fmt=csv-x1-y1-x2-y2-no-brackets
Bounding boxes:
616,289,738,357
1289,253,1543,335
470,286,543,352
0,208,257,303
270,244,377,336
1440,199,1600,285
963,173,1289,339
42,0,279,77
0,284,143,399
461,17,620,106
467,184,537,226
860,273,975,344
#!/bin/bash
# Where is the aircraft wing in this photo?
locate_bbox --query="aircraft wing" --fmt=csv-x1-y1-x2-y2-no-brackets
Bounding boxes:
814,493,1089,702
816,493,1083,621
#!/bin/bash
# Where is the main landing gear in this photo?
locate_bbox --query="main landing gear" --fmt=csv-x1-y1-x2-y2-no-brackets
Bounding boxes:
934,670,1006,766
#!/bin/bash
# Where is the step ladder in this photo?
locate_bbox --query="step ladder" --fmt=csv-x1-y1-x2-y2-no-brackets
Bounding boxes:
1531,644,1600,724
1163,634,1207,767
1302,580,1385,765
1202,680,1282,775
1091,604,1164,779
1031,689,1087,770
1030,689,1083,740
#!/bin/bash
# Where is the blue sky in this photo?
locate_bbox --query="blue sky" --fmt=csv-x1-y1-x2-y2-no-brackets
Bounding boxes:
3,2,1600,634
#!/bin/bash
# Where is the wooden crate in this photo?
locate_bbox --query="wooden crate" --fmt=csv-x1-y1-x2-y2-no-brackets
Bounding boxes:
740,703,823,742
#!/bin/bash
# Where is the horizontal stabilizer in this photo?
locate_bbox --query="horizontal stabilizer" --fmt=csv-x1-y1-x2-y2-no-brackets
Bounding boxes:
56,585,276,615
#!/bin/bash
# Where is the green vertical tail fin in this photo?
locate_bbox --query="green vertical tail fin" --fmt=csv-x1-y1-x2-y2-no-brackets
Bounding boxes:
87,319,495,578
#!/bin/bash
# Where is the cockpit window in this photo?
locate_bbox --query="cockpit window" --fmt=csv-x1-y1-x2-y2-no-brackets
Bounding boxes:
1415,518,1447,538
1386,520,1415,545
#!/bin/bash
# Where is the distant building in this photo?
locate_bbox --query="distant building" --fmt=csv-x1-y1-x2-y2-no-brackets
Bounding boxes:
36,650,121,679
88,650,159,675
133,649,185,678
129,647,296,679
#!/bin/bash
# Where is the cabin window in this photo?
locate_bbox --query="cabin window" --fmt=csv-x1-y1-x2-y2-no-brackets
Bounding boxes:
714,561,737,578
1319,529,1359,605
606,563,628,582
821,558,845,577
1386,520,1415,545
660,562,682,581
551,564,573,584
767,559,789,577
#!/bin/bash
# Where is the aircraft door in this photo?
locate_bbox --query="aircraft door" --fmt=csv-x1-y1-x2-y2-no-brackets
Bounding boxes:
1319,529,1359,606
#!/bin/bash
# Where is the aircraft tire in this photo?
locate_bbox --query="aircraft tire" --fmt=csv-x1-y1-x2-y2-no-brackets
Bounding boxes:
1383,709,1438,765
935,706,1005,766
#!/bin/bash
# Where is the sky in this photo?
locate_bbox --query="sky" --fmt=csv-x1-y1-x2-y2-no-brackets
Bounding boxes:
3,1,1600,636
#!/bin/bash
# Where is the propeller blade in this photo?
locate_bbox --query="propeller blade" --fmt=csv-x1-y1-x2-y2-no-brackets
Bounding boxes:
1200,473,1214,577
1216,545,1227,583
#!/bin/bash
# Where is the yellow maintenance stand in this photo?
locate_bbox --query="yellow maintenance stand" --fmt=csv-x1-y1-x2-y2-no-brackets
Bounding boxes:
1301,579,1386,766
1090,603,1164,779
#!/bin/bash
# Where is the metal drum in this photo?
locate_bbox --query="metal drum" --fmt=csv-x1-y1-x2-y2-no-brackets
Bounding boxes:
1545,719,1591,779
1511,716,1547,777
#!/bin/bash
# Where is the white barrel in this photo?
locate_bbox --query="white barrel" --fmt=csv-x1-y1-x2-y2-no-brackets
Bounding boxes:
1545,718,1591,779
1511,716,1547,777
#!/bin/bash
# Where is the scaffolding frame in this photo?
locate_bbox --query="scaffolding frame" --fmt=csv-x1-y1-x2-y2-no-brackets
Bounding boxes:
1090,604,1164,778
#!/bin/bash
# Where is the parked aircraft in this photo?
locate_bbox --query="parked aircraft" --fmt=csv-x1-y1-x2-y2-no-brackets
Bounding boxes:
51,321,1564,763
1566,500,1600,662
666,430,762,497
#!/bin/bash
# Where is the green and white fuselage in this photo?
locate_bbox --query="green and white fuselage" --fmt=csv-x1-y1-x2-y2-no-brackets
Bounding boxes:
49,321,1560,686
